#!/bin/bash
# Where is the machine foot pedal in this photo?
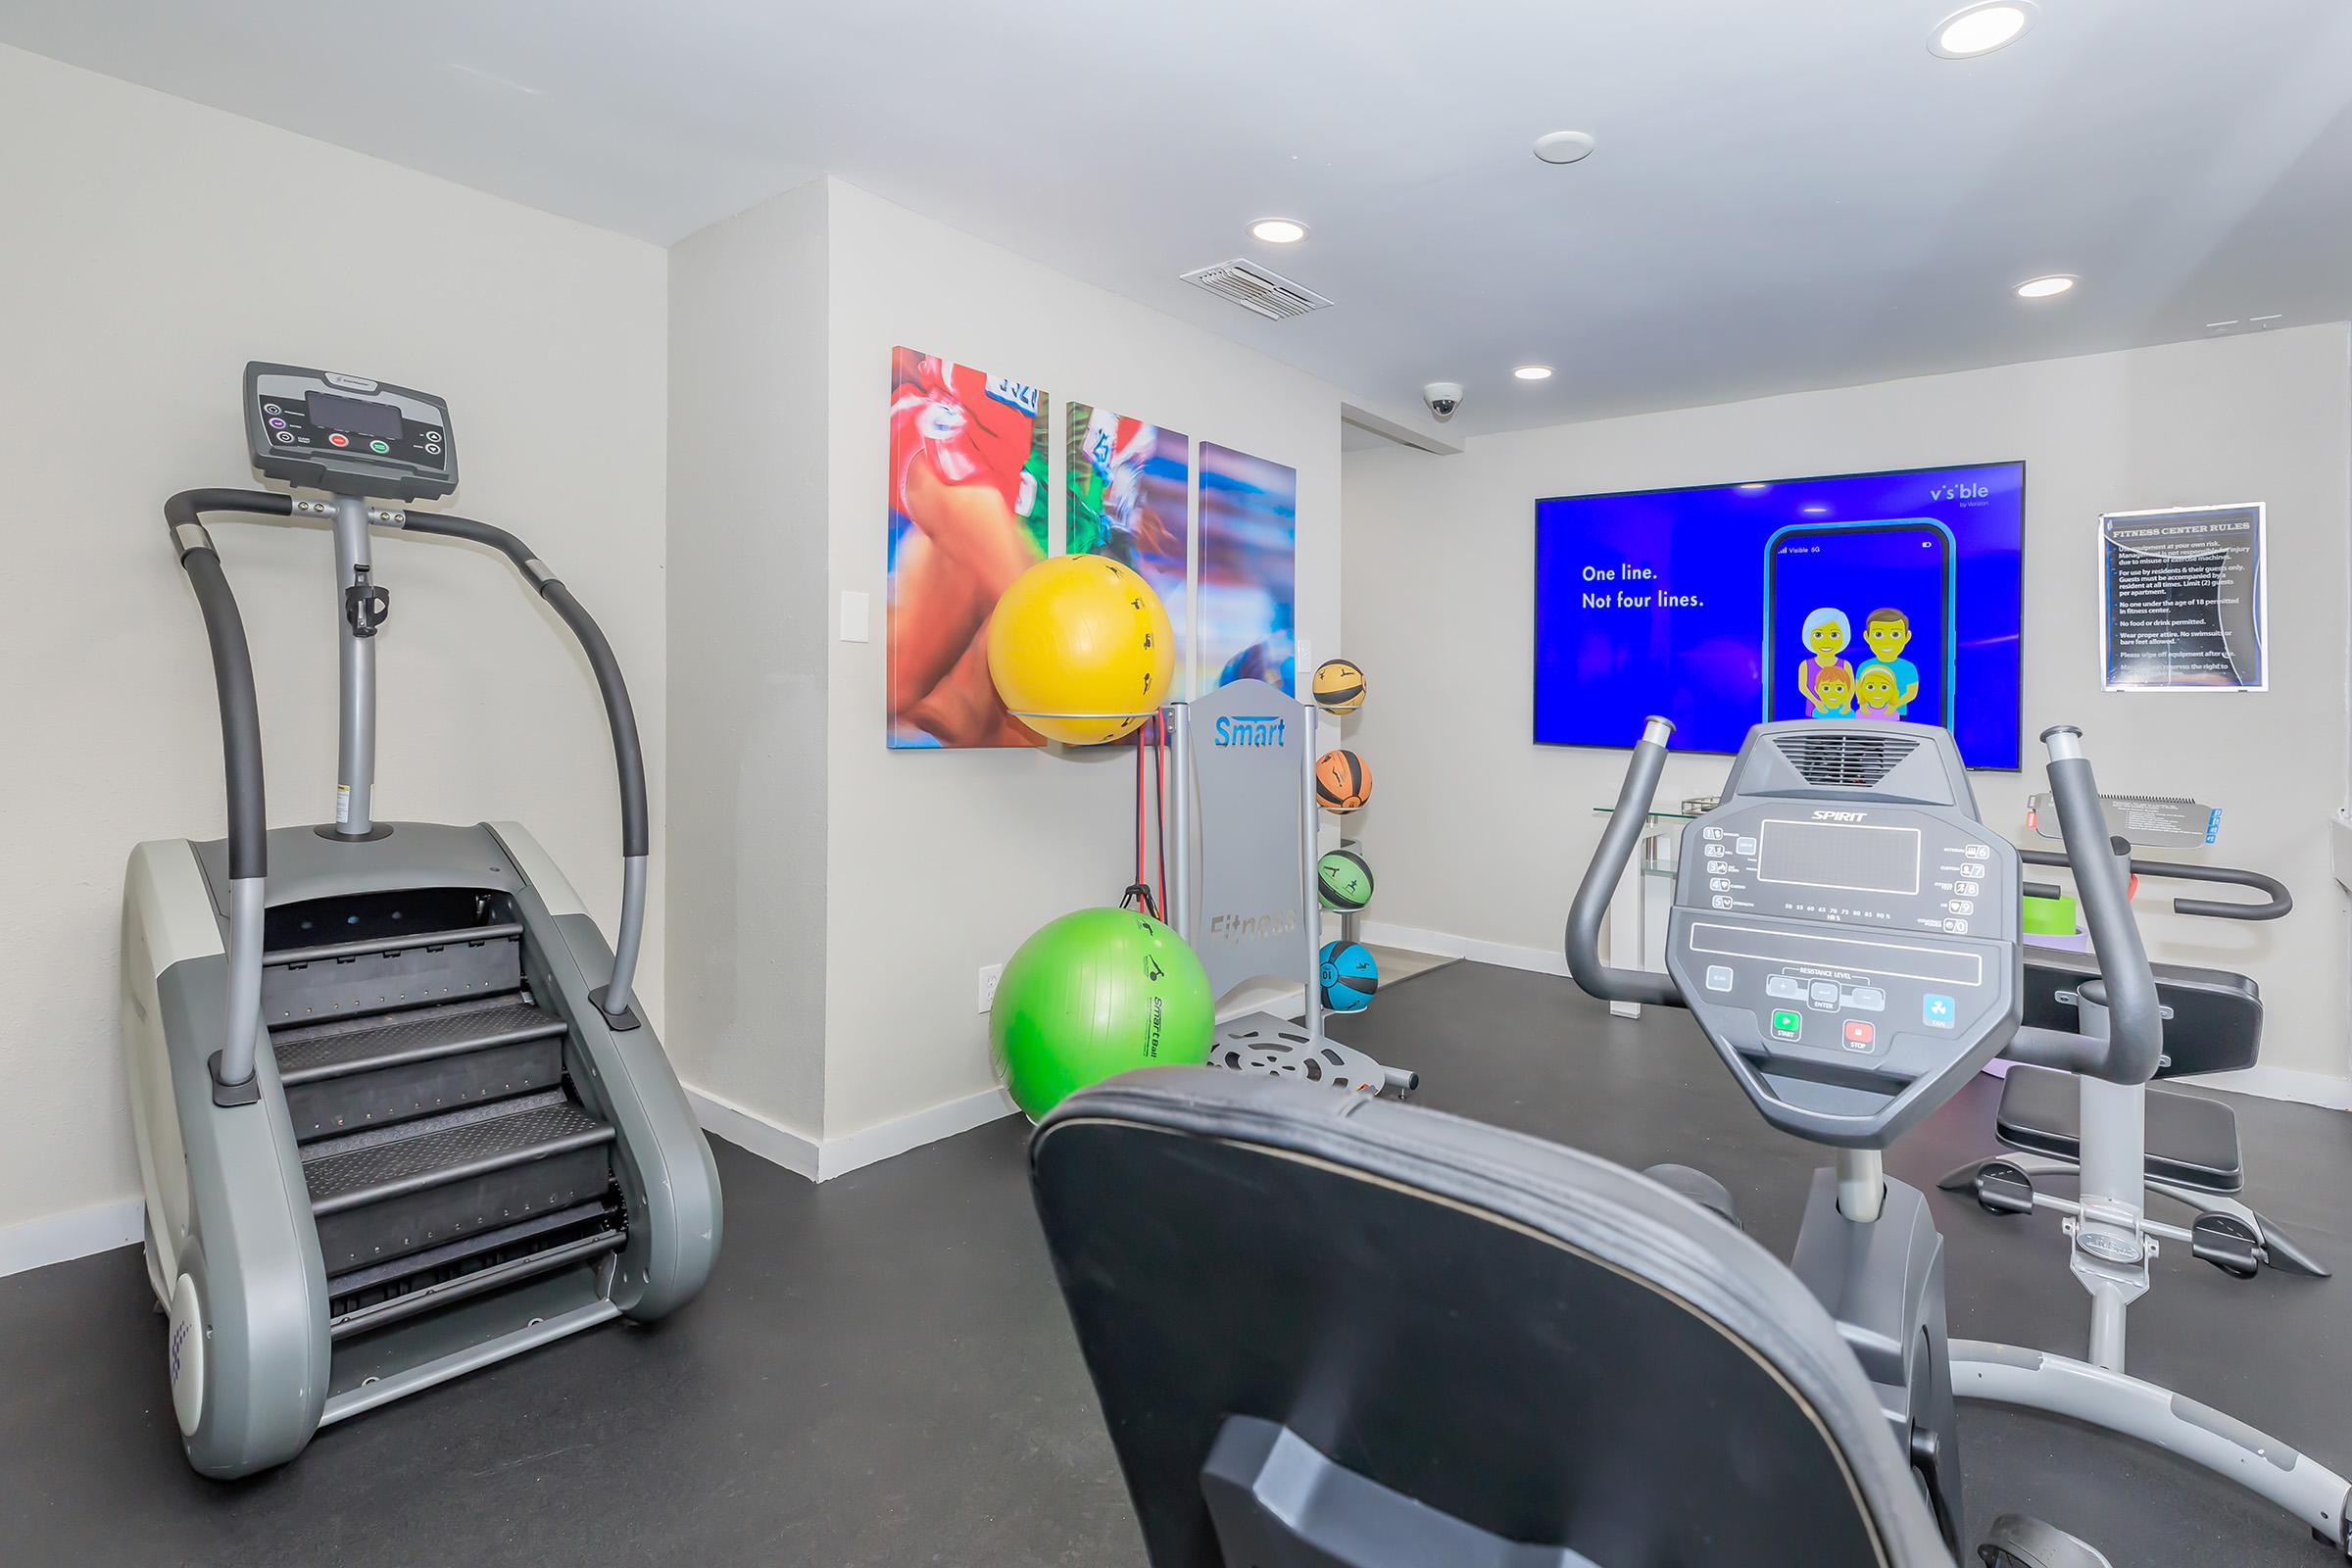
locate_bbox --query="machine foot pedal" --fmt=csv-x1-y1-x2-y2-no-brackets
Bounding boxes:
1973,1161,2036,1216
1979,1513,2112,1568
2247,1210,2330,1279
2190,1214,2263,1278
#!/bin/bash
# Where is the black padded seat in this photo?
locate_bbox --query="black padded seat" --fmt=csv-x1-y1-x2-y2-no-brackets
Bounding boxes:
1994,1064,2244,1192
1032,1067,1954,1567
2009,947,2263,1193
2022,947,2262,1078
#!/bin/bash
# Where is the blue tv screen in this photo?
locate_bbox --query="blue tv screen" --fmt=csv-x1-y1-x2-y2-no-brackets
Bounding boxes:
1534,462,2025,767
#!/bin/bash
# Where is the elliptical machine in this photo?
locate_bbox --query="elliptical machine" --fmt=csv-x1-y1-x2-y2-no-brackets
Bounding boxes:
1028,715,2132,1566
1565,716,2153,1561
1937,849,2349,1551
122,364,721,1477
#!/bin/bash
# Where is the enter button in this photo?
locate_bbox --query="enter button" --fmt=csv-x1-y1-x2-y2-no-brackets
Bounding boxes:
1842,1019,1876,1052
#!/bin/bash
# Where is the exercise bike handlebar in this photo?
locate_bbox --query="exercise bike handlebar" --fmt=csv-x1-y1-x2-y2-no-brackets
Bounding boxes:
1563,715,1683,1009
2001,727,2166,1087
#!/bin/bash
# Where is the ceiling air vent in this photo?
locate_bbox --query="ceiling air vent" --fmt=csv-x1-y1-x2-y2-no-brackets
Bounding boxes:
1180,258,1333,320
1772,731,1921,790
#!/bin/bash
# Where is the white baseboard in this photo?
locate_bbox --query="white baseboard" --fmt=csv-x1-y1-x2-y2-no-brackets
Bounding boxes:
2182,1064,2352,1111
1217,981,1306,1024
1356,923,2352,1113
686,1085,822,1180
817,1084,1022,1180
1356,920,1567,978
0,1198,143,1280
686,1080,1021,1183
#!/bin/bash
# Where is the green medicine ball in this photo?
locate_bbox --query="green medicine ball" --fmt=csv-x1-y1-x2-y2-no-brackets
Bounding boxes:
1317,848,1375,912
990,906,1215,1119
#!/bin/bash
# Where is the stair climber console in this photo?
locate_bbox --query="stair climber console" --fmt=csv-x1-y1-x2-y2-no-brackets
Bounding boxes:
122,365,720,1477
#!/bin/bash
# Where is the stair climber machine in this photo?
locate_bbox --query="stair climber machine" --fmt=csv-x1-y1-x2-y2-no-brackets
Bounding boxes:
1569,716,2352,1558
122,364,722,1478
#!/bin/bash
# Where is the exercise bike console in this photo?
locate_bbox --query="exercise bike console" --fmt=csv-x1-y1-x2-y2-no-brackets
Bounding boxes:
1661,721,2022,1148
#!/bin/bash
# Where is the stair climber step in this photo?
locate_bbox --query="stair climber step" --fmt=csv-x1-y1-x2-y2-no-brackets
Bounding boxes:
304,1091,617,1278
263,921,525,1029
274,996,570,1141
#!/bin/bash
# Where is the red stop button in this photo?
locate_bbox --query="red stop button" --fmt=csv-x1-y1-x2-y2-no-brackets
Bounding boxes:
1843,1019,1876,1049
327,432,350,448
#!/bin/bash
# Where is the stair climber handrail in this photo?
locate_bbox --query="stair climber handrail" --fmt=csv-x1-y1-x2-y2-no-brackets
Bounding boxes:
166,489,289,1104
390,511,649,1023
165,488,655,1106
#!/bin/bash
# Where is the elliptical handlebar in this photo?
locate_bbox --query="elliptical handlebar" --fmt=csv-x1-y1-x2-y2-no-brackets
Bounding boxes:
2001,727,2165,1087
1564,716,2167,1093
1563,715,1683,1009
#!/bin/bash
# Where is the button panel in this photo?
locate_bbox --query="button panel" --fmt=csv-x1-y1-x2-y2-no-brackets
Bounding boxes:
254,390,450,475
1668,795,2016,1080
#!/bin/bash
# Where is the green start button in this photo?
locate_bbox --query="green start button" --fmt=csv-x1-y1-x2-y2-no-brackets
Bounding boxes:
1771,1009,1803,1041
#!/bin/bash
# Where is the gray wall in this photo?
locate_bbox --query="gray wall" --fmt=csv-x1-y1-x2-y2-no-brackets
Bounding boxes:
1345,324,2352,1089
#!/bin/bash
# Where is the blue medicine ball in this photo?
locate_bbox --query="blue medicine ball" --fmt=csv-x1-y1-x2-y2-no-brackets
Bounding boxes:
1319,940,1380,1013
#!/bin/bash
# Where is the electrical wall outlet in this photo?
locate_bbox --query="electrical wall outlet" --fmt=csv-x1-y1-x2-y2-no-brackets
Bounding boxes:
977,961,1004,1013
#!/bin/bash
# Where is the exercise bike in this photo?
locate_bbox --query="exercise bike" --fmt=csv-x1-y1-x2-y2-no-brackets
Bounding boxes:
1030,716,2134,1564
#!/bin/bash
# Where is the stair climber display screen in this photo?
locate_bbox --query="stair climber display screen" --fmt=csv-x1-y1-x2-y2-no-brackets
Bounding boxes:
1533,462,2024,766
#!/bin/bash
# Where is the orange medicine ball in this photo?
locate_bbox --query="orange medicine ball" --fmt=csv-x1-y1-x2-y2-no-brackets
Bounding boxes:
1315,748,1371,812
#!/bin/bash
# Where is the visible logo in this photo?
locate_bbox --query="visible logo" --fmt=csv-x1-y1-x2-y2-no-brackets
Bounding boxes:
1810,809,1868,822
984,373,1042,416
1213,714,1286,747
170,1318,191,1385
1207,910,1298,944
1927,482,1988,501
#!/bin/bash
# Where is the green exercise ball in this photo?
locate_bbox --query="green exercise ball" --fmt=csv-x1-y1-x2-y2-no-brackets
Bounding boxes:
991,906,1215,1118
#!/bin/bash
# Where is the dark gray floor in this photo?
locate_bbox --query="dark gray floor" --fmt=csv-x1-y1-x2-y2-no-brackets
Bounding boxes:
5,959,2348,1565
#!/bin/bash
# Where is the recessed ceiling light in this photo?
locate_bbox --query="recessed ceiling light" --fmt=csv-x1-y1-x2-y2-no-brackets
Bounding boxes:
2015,273,2077,299
1930,1,2037,58
1532,130,1597,166
1249,218,1308,245
1512,365,1554,381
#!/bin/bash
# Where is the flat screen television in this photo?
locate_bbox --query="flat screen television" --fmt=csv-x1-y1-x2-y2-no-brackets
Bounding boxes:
1533,462,2025,767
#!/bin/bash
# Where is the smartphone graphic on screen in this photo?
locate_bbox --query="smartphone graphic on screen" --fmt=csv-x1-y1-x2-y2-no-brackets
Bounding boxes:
1764,519,1955,730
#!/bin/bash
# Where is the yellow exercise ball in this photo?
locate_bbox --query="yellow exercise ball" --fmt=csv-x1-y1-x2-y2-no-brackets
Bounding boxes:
988,555,1175,745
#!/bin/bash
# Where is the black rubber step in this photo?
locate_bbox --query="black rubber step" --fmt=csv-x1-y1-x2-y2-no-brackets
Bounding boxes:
303,1091,617,1277
263,922,525,1029
276,996,570,1142
275,997,566,1084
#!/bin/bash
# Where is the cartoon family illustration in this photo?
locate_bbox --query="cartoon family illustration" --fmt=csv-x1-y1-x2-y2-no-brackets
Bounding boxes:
1796,606,1921,721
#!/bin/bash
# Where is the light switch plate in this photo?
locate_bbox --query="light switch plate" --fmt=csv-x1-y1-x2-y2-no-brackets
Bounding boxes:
840,590,870,643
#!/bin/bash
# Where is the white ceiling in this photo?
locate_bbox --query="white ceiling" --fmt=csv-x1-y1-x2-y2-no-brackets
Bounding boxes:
9,1,2351,435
